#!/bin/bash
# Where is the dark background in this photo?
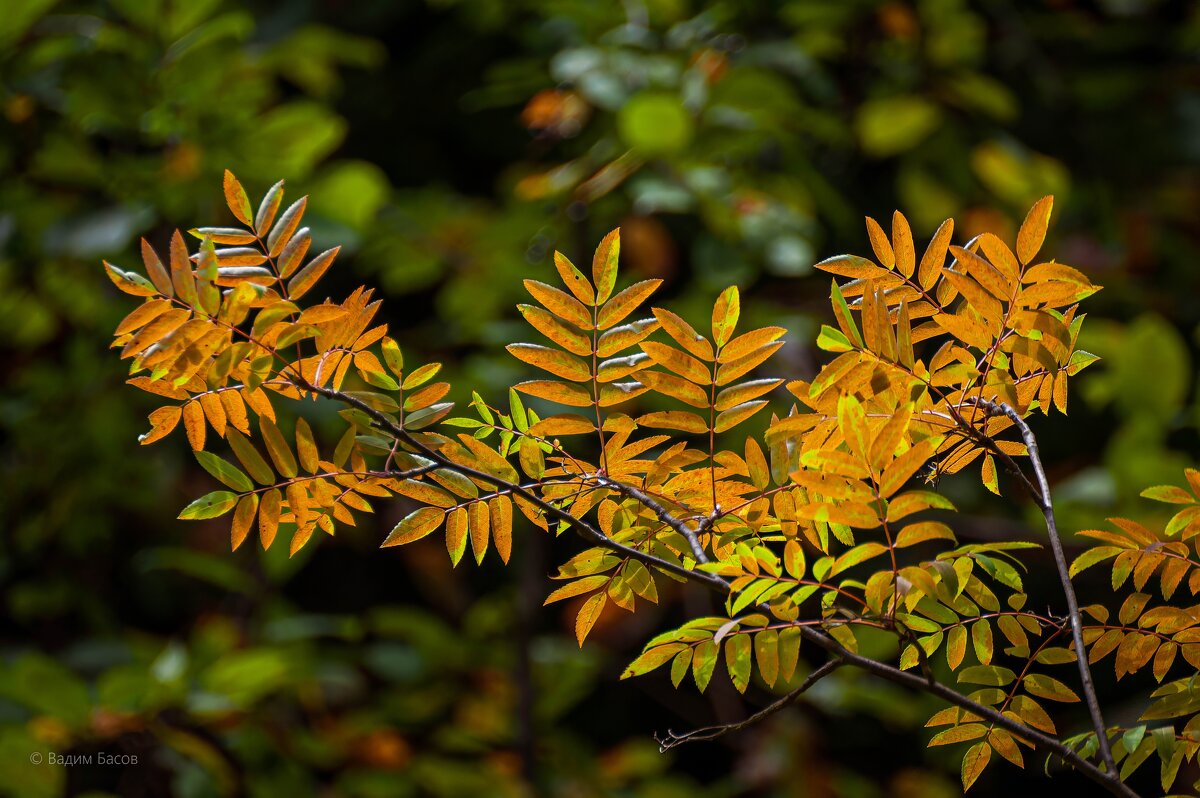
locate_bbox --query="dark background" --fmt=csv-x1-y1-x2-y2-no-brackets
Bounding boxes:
2,1,1199,796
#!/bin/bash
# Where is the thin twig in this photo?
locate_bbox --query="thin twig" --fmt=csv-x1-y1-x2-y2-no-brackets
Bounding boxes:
964,397,1118,777
657,658,843,750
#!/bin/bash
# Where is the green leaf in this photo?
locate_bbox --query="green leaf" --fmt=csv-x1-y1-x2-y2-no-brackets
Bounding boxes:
1141,485,1194,504
961,741,991,791
622,644,685,679
1023,674,1079,702
957,665,1016,687
195,451,254,492
1068,546,1122,578
725,633,752,693
382,507,444,547
829,280,863,348
178,491,238,520
225,428,275,485
816,324,852,352
693,639,718,693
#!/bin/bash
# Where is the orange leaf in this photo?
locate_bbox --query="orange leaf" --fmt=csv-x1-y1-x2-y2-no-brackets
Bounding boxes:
1017,195,1053,265
525,279,593,329
892,211,915,278
597,280,660,329
223,170,253,226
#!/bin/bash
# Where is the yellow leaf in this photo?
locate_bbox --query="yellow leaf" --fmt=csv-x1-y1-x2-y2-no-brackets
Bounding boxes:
260,418,298,478
975,233,1020,288
223,390,252,433
933,312,992,350
592,228,620,304
637,411,708,434
103,261,156,297
714,378,782,411
278,227,312,278
575,592,607,646
987,730,1023,768
199,393,227,437
721,326,786,363
140,406,182,445
814,254,890,281
445,506,468,565
879,437,942,497
116,299,171,335
713,400,768,433
226,428,274,485
290,523,314,556
865,216,895,268
951,245,1012,301
469,500,490,564
554,251,595,305
456,434,520,483
712,286,740,347
528,414,595,437
892,211,915,277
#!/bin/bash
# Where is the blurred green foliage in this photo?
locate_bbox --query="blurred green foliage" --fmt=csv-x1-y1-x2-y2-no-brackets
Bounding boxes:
3,0,1200,795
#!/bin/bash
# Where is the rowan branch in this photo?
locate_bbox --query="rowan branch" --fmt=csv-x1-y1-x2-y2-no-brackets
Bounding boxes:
301,380,1138,798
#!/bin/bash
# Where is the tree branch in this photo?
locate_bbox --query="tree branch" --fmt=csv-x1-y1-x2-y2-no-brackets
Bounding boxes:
964,398,1118,777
